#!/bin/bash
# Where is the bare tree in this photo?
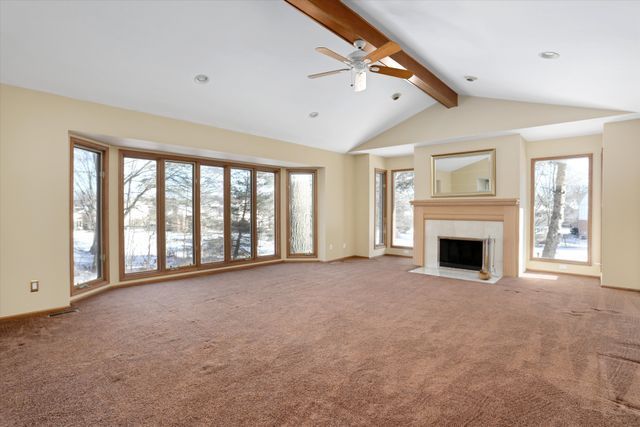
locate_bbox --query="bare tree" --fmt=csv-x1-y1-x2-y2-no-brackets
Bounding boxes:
231,170,252,258
542,161,567,258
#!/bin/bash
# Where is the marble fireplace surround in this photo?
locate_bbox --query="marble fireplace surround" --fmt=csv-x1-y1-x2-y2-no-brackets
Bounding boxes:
425,220,503,276
411,199,520,277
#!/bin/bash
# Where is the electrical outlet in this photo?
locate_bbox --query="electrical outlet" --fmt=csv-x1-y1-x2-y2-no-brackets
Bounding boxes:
329,243,333,250
558,264,568,271
342,243,347,249
30,280,39,292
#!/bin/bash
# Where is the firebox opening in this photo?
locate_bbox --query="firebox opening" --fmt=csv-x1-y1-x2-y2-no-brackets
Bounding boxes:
438,238,484,271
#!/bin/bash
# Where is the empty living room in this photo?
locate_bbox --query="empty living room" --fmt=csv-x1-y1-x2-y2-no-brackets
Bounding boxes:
2,0,640,425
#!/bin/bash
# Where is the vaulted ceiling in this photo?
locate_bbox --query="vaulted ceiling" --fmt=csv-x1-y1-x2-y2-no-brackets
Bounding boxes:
0,1,434,153
1,1,638,154
346,0,640,112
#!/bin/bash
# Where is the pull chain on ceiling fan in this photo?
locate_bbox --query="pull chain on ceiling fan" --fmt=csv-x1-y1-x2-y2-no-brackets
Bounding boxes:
308,39,413,92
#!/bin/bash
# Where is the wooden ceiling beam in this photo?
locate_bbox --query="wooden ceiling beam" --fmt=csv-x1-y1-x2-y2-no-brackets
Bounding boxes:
285,0,458,108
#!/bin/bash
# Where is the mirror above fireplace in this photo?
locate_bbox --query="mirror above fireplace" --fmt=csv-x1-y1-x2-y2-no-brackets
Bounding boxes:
431,149,496,197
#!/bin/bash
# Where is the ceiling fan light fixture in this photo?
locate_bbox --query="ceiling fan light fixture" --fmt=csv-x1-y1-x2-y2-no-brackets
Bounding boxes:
194,74,209,84
539,51,560,59
352,70,366,92
310,40,406,92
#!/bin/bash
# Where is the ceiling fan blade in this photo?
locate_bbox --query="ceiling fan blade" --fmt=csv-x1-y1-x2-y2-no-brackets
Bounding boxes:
315,47,350,64
363,41,401,64
308,68,350,79
369,65,413,80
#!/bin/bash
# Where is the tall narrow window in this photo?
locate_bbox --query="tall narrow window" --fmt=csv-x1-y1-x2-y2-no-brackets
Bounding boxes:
200,165,225,264
230,168,253,260
71,140,107,293
123,157,158,274
287,170,316,257
531,155,592,264
257,171,277,257
374,169,387,248
165,161,195,269
392,170,414,248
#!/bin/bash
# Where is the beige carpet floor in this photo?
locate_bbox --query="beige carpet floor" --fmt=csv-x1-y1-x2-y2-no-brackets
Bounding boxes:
2,256,640,425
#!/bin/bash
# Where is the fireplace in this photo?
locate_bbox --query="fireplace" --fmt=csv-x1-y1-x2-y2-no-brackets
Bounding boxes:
438,237,485,271
422,220,502,280
410,199,520,277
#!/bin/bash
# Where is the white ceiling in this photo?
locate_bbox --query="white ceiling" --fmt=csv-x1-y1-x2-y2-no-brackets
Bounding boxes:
346,0,640,112
0,0,434,153
2,1,638,155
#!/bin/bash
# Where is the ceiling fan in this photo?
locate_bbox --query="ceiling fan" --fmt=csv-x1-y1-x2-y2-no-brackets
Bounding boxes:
308,39,414,92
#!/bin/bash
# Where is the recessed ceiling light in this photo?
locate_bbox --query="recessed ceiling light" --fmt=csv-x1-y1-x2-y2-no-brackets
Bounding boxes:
309,112,319,118
539,51,560,59
194,74,209,84
391,92,402,101
464,75,478,82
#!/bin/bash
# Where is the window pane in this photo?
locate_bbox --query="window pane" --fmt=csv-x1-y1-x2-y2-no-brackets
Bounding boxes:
165,161,194,268
230,168,252,260
257,171,276,257
392,171,414,247
200,165,225,263
533,156,590,262
123,158,158,273
73,147,101,285
289,172,315,255
374,171,386,247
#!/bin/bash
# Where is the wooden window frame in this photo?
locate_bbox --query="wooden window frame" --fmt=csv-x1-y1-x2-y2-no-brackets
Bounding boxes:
198,162,226,268
374,168,387,249
164,159,197,272
228,166,255,263
390,168,414,249
69,137,109,296
286,169,318,258
529,153,593,266
255,169,281,260
119,149,281,282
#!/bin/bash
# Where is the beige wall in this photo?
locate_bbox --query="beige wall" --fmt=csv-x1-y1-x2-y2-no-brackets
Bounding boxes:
353,154,370,257
525,135,602,277
602,119,640,290
0,84,357,318
355,96,626,152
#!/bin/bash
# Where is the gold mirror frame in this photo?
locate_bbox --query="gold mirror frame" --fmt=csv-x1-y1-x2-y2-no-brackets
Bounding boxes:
431,149,496,198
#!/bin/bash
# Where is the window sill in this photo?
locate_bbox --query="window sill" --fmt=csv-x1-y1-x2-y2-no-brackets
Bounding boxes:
71,279,109,296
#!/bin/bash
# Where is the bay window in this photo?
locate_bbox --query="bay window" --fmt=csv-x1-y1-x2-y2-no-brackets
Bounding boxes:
71,138,108,294
120,150,282,280
256,171,277,257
